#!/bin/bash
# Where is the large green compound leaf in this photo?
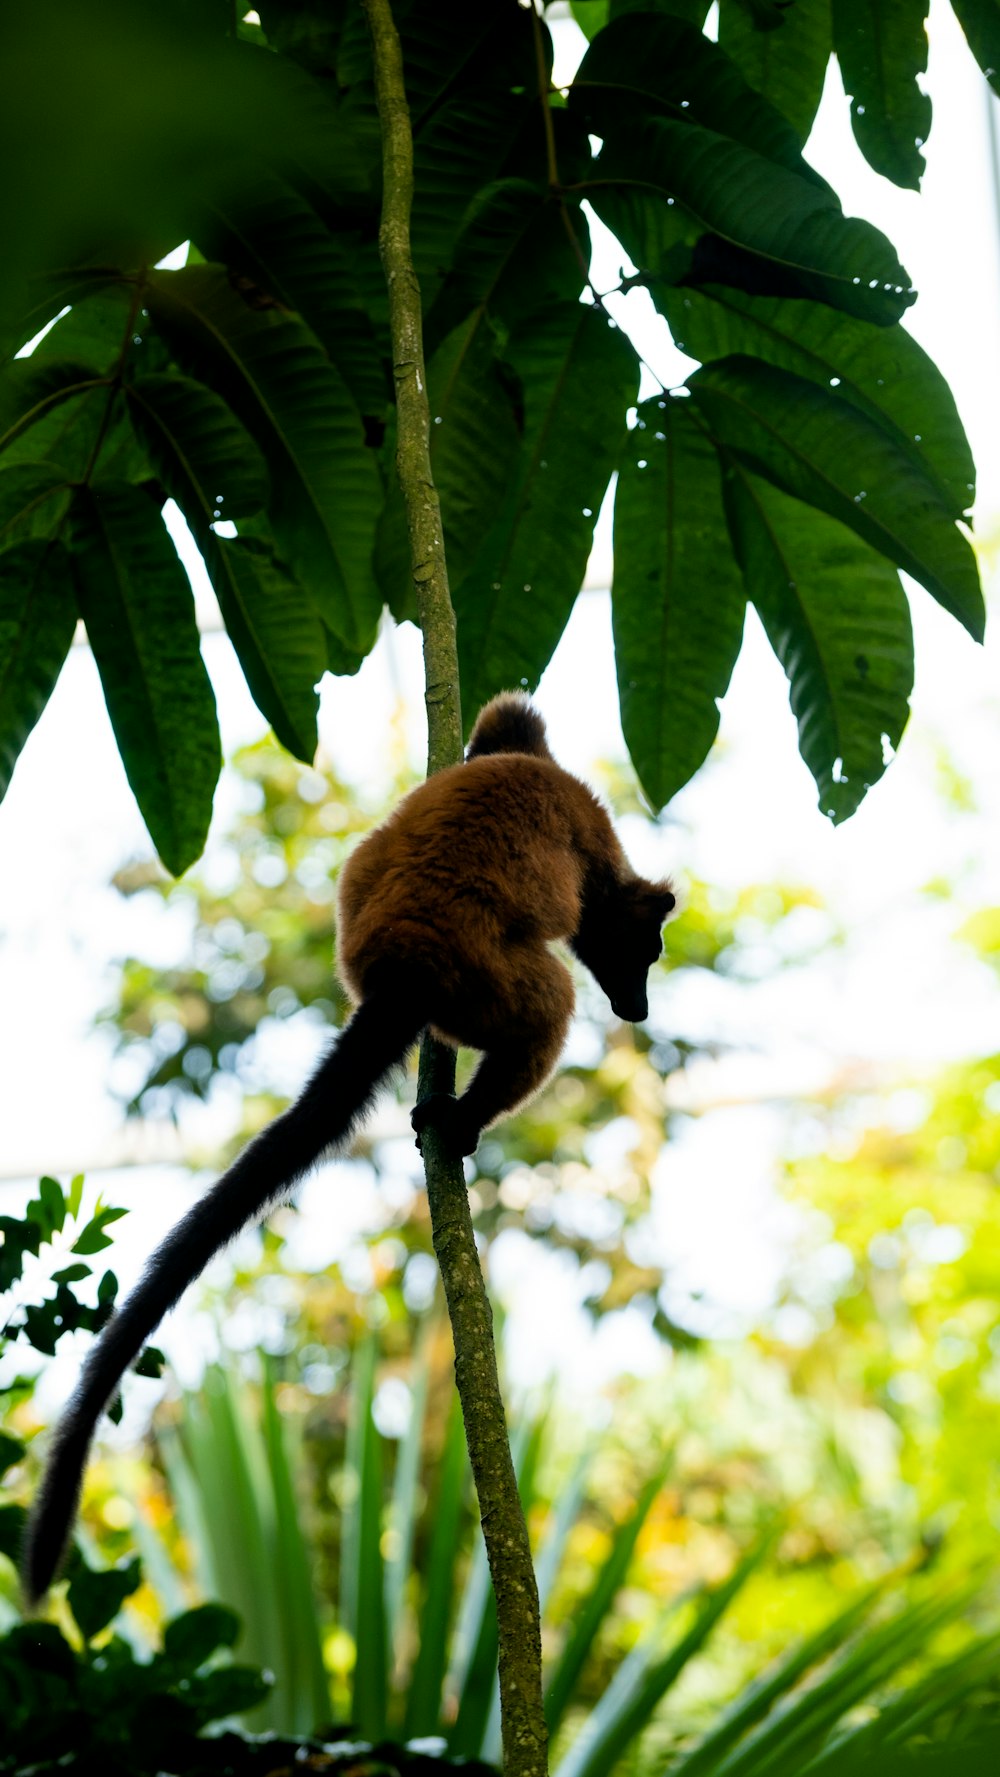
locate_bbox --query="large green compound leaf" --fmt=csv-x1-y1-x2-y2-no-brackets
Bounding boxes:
612,397,746,810
723,463,913,821
375,311,522,621
424,179,591,351
124,373,324,760
718,0,832,143
660,286,975,518
125,373,268,521
196,177,389,428
144,265,383,652
831,0,932,189
0,360,107,456
688,355,984,639
595,118,912,325
0,539,76,799
70,483,221,875
453,302,640,723
571,10,824,181
0,463,72,546
951,0,1000,95
204,534,325,763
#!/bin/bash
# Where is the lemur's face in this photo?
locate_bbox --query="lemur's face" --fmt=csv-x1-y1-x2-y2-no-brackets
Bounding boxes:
590,886,675,1024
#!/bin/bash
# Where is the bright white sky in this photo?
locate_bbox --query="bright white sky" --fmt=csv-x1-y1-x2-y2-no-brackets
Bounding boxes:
1,1,998,1399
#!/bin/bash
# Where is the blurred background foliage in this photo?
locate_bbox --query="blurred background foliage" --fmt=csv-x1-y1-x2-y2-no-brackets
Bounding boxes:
3,729,999,1771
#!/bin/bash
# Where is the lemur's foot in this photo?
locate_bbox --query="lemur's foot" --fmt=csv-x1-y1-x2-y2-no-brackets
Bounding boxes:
411,1094,480,1157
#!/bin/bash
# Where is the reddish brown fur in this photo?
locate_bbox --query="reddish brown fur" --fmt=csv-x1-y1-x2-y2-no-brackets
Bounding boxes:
338,696,674,1138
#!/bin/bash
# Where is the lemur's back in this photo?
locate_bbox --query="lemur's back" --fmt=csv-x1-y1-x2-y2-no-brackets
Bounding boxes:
337,751,620,1001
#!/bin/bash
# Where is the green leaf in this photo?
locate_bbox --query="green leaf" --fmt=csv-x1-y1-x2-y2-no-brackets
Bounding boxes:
404,1394,469,1738
145,265,383,650
163,1603,241,1669
260,1356,330,1735
454,302,640,721
0,1502,27,1562
67,1556,143,1641
572,11,821,178
723,463,913,820
559,1534,776,1777
688,356,983,638
124,372,269,520
0,463,71,545
425,179,591,352
667,1581,887,1777
52,1262,91,1284
38,1174,67,1236
545,1462,671,1735
0,539,76,801
831,0,931,189
133,1343,165,1378
0,1432,25,1478
71,1202,128,1255
951,0,1000,95
593,118,912,325
343,1334,387,1739
411,90,535,301
612,398,747,810
67,1173,85,1219
185,1663,271,1723
206,534,324,762
718,0,832,142
123,371,324,759
659,286,975,518
196,176,390,427
70,483,221,875
0,359,107,455
375,312,523,620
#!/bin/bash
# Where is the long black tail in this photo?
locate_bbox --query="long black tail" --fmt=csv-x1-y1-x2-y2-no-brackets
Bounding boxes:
23,983,427,1604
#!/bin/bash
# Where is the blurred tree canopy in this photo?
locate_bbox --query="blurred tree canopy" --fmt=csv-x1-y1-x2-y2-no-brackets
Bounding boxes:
0,0,990,870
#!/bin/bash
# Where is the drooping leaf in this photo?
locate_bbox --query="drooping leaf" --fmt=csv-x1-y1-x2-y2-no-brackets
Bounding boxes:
144,265,383,650
571,11,824,179
410,90,536,301
125,372,268,520
162,1603,241,1669
425,179,591,352
718,0,832,142
123,371,322,757
723,462,913,820
0,463,72,544
0,538,76,800
206,534,324,761
196,176,390,427
660,285,975,518
592,119,912,325
375,312,523,619
688,355,983,638
67,1556,143,1641
70,483,221,874
612,398,746,810
0,359,107,456
831,0,932,189
951,0,1000,95
454,302,640,721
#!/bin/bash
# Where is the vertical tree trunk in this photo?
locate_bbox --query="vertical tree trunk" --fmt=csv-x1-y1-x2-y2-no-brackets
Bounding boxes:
362,4,548,1775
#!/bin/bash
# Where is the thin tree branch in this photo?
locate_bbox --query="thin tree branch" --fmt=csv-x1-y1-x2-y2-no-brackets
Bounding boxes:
362,4,548,1773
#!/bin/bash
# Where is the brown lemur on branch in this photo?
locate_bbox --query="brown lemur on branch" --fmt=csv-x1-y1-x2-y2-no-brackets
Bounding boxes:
24,693,674,1601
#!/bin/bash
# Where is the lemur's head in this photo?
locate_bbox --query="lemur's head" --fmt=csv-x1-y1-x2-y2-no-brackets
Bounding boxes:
577,880,675,1024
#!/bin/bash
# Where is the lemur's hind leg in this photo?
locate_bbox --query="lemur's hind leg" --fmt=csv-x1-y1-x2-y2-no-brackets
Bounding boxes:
413,951,574,1156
